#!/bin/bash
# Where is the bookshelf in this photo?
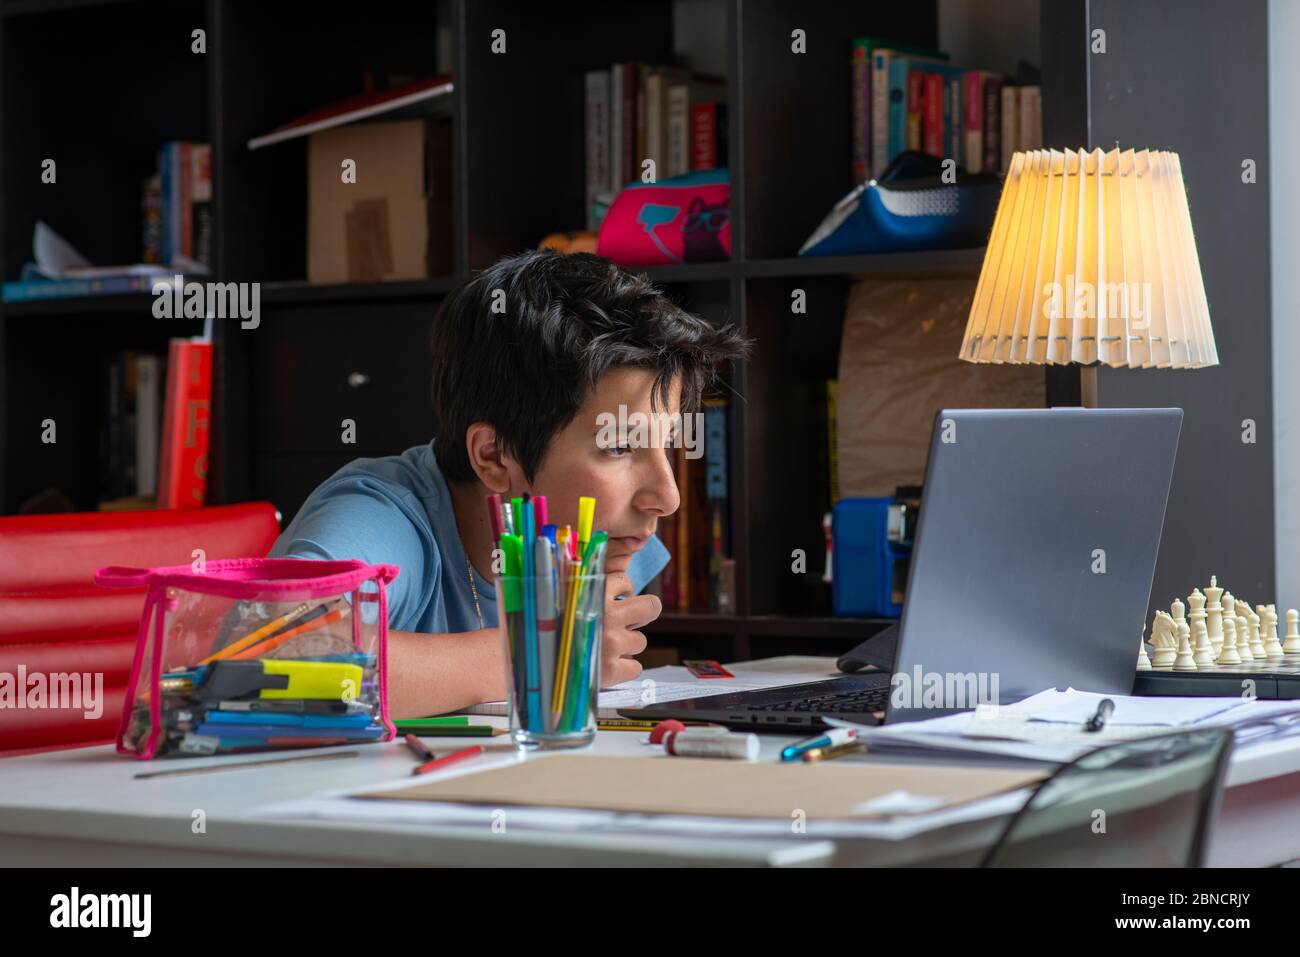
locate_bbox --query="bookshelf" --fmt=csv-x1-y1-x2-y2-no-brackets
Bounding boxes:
0,0,1272,657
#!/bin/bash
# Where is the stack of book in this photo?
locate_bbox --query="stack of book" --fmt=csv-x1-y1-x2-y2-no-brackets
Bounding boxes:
657,398,734,614
584,64,728,230
99,337,212,511
851,37,1041,181
145,141,212,271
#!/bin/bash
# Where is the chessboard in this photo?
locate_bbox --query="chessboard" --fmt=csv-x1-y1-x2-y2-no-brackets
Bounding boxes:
1134,575,1300,698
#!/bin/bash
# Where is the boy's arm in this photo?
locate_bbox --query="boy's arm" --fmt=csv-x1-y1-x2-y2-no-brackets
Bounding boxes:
386,627,508,718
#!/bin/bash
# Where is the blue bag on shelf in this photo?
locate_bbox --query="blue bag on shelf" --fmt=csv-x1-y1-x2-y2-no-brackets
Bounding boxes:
800,151,1001,257
832,497,913,618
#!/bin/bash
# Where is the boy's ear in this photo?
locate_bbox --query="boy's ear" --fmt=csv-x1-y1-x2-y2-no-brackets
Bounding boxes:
465,422,511,493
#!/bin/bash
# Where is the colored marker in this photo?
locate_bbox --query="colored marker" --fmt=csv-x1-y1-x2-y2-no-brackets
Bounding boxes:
521,495,543,730
780,727,858,762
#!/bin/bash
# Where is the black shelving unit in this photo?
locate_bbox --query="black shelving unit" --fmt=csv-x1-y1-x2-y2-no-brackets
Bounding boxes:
8,1,1263,655
0,0,1048,654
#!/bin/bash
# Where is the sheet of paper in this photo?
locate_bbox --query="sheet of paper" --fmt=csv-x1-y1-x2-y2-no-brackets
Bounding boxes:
1016,688,1250,726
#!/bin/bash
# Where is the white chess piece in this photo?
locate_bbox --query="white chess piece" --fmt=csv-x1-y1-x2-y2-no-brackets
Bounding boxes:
1205,577,1225,655
1137,625,1152,671
1217,612,1242,665
1173,620,1197,671
1192,618,1215,667
1171,597,1187,631
1245,603,1266,659
1150,611,1179,669
1286,609,1300,655
1187,589,1208,656
1263,605,1285,658
1235,612,1254,662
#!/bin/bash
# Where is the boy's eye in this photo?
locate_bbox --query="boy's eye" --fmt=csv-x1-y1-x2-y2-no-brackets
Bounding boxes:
603,443,633,457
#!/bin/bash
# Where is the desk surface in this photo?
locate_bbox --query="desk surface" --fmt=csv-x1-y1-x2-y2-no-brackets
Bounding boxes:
2,656,1299,867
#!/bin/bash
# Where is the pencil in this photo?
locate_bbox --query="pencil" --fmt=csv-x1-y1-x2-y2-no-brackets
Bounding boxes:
230,605,349,660
200,602,311,664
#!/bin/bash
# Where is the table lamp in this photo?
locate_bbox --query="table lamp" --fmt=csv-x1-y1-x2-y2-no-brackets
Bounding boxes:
958,148,1217,403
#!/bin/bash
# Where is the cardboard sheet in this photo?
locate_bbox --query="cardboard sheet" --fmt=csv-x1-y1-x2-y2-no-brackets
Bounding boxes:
355,755,1045,820
837,277,1045,498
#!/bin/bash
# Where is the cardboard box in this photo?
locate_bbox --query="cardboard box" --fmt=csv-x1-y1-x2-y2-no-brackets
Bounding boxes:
307,118,452,283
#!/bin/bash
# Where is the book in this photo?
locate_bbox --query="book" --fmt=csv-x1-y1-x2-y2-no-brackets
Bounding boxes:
906,69,926,150
134,354,162,499
703,399,730,613
246,74,453,150
947,73,962,167
853,38,945,180
191,144,213,269
584,70,611,230
1,274,161,301
645,67,689,180
922,72,944,156
1001,83,1019,172
964,71,998,173
666,81,691,177
179,142,192,261
1019,85,1042,151
691,101,726,170
982,76,1004,174
157,339,212,509
142,174,162,264
635,63,649,181
826,380,839,506
888,57,952,165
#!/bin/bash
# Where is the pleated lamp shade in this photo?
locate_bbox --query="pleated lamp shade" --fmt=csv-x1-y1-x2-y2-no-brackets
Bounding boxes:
959,148,1218,369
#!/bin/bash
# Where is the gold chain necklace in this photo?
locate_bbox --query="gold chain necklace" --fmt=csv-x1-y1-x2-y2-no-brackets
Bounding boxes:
465,554,484,629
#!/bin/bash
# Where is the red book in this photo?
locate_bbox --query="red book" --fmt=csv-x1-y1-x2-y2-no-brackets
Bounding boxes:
691,101,718,170
922,73,944,156
157,339,212,509
906,70,926,150
247,74,454,150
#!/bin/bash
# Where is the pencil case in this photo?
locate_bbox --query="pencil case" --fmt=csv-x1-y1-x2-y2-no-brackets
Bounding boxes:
95,558,399,759
597,168,730,266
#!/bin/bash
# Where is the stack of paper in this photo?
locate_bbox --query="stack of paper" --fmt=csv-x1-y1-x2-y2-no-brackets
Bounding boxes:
829,688,1300,764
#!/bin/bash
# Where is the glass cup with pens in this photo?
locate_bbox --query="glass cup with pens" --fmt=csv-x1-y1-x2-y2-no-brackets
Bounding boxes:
491,493,607,749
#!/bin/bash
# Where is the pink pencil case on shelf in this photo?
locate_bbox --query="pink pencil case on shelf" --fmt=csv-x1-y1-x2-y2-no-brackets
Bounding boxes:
95,558,399,759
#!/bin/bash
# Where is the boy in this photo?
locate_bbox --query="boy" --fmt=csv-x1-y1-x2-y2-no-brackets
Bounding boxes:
269,250,748,718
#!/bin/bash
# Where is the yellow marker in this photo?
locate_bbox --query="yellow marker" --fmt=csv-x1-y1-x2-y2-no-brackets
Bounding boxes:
577,496,595,553
553,558,583,714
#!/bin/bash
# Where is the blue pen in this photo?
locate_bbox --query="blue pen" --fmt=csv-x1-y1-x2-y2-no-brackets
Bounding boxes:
521,496,543,731
780,727,859,762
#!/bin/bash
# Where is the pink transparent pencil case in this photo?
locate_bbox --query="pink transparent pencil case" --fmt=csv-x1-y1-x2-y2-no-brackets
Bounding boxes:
95,558,399,759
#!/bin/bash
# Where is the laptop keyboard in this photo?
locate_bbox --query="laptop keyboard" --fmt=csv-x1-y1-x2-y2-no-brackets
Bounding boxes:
747,686,890,715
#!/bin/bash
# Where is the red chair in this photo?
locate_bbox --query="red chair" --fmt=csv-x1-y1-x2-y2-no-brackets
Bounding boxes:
0,503,281,755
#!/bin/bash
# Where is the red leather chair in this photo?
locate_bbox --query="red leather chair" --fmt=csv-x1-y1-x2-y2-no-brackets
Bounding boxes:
0,503,280,755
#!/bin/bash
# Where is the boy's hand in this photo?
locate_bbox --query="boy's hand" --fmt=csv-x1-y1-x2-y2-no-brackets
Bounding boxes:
600,571,660,687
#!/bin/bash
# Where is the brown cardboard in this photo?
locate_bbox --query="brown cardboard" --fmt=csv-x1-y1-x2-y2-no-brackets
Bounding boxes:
837,277,1045,498
307,119,452,283
355,754,1044,820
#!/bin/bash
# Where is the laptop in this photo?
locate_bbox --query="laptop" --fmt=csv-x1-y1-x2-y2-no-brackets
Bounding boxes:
622,407,1183,729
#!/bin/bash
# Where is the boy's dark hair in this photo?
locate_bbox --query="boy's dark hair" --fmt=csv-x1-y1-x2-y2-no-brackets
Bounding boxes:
430,250,749,484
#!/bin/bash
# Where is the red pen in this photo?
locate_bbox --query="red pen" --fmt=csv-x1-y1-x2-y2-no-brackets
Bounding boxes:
412,744,485,776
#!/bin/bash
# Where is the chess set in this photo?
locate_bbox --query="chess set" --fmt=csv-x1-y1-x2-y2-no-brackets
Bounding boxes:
1132,575,1300,698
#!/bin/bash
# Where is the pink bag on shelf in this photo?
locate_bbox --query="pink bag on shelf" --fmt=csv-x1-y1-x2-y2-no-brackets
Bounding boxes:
597,168,731,266
95,558,399,759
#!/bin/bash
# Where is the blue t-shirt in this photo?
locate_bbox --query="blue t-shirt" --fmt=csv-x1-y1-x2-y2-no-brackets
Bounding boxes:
268,444,670,634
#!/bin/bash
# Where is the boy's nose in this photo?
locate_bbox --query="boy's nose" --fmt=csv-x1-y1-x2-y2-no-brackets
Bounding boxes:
636,449,681,516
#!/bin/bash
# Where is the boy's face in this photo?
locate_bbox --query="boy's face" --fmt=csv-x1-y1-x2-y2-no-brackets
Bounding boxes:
520,366,682,575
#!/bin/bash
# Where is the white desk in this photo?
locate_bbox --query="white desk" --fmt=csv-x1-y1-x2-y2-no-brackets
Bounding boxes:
1,656,1298,867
